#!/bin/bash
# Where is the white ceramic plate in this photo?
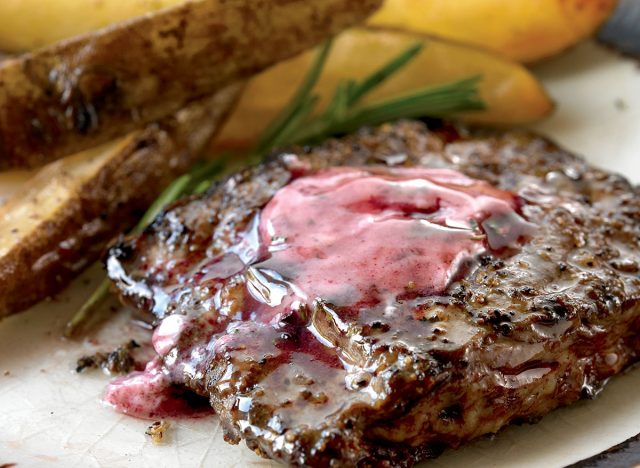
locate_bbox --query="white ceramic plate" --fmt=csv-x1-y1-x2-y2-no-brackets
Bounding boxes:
1,41,640,468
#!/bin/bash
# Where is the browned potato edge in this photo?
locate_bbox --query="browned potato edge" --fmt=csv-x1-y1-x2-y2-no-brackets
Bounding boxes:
0,84,241,318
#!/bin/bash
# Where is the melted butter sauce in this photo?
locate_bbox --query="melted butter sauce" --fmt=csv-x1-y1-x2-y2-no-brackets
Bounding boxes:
254,167,528,313
105,166,535,419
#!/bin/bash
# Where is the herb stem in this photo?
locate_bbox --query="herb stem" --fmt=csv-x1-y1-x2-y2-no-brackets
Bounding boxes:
253,40,333,158
289,75,483,145
64,279,111,338
346,42,423,107
138,174,190,230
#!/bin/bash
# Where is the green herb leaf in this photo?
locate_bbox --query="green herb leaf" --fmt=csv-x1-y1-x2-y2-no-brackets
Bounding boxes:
253,40,333,157
297,75,484,142
64,279,111,338
346,42,423,107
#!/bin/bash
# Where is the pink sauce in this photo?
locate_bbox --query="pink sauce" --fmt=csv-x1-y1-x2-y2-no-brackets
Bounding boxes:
105,165,534,419
103,359,212,420
252,167,531,317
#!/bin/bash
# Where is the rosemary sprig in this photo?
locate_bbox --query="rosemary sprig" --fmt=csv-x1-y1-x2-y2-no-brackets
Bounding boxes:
292,75,484,144
64,279,111,338
65,38,484,338
342,42,424,107
250,40,334,162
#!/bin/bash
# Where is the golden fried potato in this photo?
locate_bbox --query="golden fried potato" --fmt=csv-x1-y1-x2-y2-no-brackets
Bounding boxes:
0,0,381,169
0,85,241,318
214,27,554,152
368,0,617,62
0,0,186,52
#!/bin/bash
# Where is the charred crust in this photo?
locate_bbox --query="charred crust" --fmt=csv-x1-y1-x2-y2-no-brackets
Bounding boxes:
76,340,140,374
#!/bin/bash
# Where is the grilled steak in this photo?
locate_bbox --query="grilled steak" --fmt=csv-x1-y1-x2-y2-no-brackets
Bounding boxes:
107,120,640,467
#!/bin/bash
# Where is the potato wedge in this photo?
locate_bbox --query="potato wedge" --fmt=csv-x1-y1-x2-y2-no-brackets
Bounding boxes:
368,0,617,63
0,169,33,205
0,0,381,169
0,84,241,318
0,0,186,52
213,27,554,152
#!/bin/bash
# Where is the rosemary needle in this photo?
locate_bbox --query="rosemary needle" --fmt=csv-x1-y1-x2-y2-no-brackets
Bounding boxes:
254,40,333,157
66,39,485,338
292,76,484,144
64,279,111,338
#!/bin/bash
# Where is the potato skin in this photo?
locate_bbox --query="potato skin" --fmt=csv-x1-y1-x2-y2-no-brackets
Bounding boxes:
0,0,185,52
0,85,241,318
369,0,618,63
0,0,381,169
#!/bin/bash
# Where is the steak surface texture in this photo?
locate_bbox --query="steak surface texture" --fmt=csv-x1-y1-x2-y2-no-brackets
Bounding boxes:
108,121,640,467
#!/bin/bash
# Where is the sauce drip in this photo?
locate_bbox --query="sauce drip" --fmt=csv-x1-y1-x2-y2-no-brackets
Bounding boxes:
103,360,212,420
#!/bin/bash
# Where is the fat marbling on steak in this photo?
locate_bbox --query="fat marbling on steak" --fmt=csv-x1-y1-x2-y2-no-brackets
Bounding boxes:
107,121,640,466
